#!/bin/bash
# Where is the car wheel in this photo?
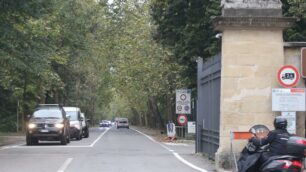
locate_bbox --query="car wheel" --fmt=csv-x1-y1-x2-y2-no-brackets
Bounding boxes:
61,135,67,145
76,132,82,140
84,128,89,138
66,134,70,143
26,135,32,146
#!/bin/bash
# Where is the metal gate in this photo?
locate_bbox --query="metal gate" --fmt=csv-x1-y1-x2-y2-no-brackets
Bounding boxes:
196,54,221,159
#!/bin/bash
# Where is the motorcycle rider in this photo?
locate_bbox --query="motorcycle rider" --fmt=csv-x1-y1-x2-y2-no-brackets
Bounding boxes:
250,116,291,165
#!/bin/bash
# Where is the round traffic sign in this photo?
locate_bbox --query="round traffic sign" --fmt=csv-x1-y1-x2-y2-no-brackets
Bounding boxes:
180,94,187,101
177,114,187,126
277,65,300,88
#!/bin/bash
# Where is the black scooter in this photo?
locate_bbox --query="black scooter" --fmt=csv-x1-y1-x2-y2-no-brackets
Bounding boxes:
237,125,306,172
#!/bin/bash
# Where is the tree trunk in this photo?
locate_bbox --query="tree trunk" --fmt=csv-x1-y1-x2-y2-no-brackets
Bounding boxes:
131,107,140,125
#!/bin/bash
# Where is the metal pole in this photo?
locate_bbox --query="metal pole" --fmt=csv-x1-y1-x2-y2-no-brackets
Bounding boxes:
17,100,19,132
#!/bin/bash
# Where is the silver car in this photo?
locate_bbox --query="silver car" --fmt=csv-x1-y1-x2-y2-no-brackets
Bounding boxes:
117,118,129,129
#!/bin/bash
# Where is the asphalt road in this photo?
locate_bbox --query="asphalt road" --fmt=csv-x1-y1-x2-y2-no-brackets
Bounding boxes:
0,127,214,172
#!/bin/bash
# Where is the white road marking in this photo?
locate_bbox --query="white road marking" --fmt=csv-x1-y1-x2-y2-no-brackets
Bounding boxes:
15,145,90,148
164,142,189,146
1,128,110,150
132,128,209,172
90,128,110,147
173,153,208,172
57,158,73,172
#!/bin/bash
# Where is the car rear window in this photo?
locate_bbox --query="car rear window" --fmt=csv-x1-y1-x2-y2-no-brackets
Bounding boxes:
33,109,62,118
119,121,128,124
66,111,78,120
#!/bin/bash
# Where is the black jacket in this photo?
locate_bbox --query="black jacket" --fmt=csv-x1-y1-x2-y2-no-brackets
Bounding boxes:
250,129,290,155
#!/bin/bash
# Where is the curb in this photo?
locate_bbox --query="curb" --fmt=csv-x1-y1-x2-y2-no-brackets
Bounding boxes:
0,136,25,147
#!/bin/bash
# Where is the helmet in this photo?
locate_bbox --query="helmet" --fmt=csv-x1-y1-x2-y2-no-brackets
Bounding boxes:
273,116,287,129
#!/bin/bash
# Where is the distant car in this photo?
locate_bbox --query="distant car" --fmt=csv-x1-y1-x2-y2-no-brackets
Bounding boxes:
117,118,129,129
80,112,89,138
63,107,83,140
99,120,111,127
26,104,70,145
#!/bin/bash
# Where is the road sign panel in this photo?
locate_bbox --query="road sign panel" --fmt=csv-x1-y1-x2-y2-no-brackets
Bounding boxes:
176,89,191,114
277,65,300,88
177,114,188,126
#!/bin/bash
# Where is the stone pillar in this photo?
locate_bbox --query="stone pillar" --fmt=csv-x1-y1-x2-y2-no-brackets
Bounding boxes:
213,0,295,170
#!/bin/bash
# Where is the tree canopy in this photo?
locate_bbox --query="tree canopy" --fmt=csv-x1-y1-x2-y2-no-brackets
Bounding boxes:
0,0,305,131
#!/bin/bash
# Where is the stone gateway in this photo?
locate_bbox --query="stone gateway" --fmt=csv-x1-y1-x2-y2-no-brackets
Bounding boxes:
221,0,282,9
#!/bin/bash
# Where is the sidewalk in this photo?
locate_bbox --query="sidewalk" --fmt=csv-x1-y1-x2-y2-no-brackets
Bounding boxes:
0,133,25,147
133,126,217,172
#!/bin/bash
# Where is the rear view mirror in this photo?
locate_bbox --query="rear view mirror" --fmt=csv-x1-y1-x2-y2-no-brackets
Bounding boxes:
86,118,90,122
80,117,84,121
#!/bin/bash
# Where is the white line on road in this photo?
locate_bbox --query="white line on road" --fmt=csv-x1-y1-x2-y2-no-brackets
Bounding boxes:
132,128,209,172
90,128,110,147
57,158,73,172
1,128,110,150
173,153,209,172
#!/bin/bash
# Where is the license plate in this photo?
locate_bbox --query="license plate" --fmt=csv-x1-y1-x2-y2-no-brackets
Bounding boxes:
40,129,49,133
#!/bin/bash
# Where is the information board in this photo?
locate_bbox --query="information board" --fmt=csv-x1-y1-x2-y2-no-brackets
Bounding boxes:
281,112,296,134
272,88,305,111
187,121,196,134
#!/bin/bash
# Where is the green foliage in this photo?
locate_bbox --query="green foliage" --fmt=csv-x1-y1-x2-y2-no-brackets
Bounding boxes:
150,0,221,86
282,0,306,41
1,0,305,131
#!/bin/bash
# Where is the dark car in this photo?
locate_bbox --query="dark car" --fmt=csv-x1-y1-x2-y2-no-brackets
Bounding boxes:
80,112,89,138
63,107,83,140
26,104,70,145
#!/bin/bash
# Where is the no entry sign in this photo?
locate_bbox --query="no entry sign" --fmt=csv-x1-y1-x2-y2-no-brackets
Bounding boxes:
277,65,300,88
177,114,188,126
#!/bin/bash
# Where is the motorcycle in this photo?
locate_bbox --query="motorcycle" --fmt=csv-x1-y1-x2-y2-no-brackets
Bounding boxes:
237,124,306,172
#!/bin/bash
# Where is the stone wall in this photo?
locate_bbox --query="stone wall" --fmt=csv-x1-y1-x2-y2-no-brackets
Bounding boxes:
216,29,284,170
284,43,306,137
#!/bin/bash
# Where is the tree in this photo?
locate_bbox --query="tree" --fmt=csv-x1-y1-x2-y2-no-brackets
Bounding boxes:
150,0,221,87
282,0,306,41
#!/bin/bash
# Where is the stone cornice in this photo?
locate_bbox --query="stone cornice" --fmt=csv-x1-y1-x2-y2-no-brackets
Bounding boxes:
213,16,296,31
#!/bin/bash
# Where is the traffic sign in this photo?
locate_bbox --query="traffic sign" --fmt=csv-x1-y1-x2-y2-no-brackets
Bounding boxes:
277,65,300,88
177,114,188,126
176,89,191,114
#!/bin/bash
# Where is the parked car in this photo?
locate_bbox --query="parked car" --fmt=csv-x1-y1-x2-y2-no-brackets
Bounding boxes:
80,112,89,138
26,104,70,145
63,107,83,140
99,120,111,127
117,118,129,129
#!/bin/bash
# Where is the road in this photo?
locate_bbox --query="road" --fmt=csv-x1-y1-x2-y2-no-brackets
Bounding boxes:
0,127,214,172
